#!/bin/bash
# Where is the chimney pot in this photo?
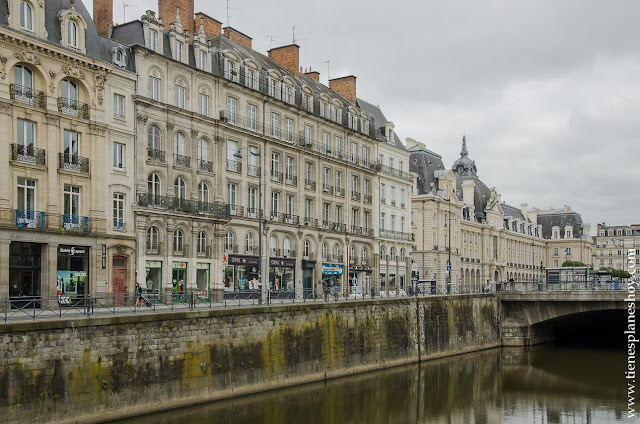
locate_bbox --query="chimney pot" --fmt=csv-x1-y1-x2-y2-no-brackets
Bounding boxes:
158,0,195,34
223,26,253,48
94,0,113,37
194,12,222,38
329,75,357,104
268,44,300,76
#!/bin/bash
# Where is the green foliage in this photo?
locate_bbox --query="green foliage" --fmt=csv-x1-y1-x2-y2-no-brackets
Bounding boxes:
561,260,588,267
599,266,632,279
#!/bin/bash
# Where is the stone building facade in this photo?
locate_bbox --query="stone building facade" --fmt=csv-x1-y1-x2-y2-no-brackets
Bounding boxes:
0,0,137,302
595,223,640,270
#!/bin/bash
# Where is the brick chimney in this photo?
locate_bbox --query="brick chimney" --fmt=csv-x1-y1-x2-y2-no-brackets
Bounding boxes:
195,12,222,38
304,68,320,82
329,76,357,104
93,0,113,37
268,44,300,77
158,0,194,34
223,27,252,49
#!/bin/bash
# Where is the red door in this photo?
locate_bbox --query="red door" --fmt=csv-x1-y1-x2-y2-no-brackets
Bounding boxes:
112,256,127,306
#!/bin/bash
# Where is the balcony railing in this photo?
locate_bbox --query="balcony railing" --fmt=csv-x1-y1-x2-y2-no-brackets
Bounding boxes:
351,191,361,201
380,198,386,204
282,214,299,225
245,246,257,255
335,187,345,197
15,209,46,229
220,110,261,132
302,252,316,260
61,214,90,232
350,226,363,235
379,229,413,241
331,254,344,263
58,153,89,174
374,162,413,182
283,249,296,258
360,258,371,266
113,221,125,230
137,193,230,219
146,242,162,255
229,205,244,217
197,246,212,258
304,180,316,190
271,170,283,183
147,148,166,163
322,184,333,195
247,165,260,177
285,174,297,185
364,194,372,204
365,228,374,237
227,160,242,173
174,154,190,168
246,208,261,219
11,144,45,165
225,244,238,254
198,159,213,172
349,256,358,265
270,211,283,222
57,97,89,119
391,200,396,207
303,217,318,227
10,84,45,108
173,245,189,257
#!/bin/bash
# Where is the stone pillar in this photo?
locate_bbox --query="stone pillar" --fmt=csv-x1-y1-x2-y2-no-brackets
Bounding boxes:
0,239,9,300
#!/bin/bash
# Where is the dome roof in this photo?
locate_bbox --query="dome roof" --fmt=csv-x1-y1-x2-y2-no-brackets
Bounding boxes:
452,136,478,177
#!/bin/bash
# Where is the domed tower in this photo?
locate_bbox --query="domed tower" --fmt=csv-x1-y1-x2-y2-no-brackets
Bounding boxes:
452,135,478,178
451,136,491,222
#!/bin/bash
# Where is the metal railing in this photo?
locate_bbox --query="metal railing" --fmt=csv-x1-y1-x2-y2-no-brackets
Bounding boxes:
322,184,333,194
227,159,242,173
271,169,283,182
364,194,372,204
379,229,413,241
57,97,89,119
59,153,89,174
197,246,212,258
61,214,90,232
374,163,413,182
15,209,46,229
335,187,345,197
11,144,45,165
145,242,162,255
303,217,318,227
285,174,297,185
10,84,45,108
304,180,316,190
247,165,260,177
147,148,166,163
351,191,361,201
198,159,213,172
220,110,261,132
137,193,230,218
173,244,189,257
174,154,190,168
229,205,244,217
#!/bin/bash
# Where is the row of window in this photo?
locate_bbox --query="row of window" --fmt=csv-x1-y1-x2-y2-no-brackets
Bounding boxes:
379,183,407,208
379,212,408,234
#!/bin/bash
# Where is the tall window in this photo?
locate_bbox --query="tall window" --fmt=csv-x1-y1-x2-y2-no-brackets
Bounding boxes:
198,181,209,203
304,125,312,143
173,229,184,251
248,187,256,213
113,142,125,170
364,211,370,230
17,119,35,149
67,20,78,48
198,231,207,253
246,69,255,89
364,179,370,196
380,212,386,231
174,177,186,199
362,247,368,263
248,104,257,131
323,203,330,223
148,173,161,197
149,30,158,51
305,199,312,219
322,132,330,153
286,195,294,216
303,239,311,257
271,112,280,137
14,65,33,104
335,205,342,225
335,170,342,190
197,139,208,164
227,96,237,123
269,236,277,255
352,176,358,193
225,231,235,251
113,93,125,118
148,76,160,101
323,168,330,187
322,243,328,260
174,133,186,157
199,93,209,116
352,208,358,226
174,40,183,61
113,193,125,229
227,183,237,206
246,233,254,253
335,136,342,156
333,244,340,260
60,79,78,114
148,126,161,150
271,152,280,176
284,85,292,104
271,191,279,214
64,130,80,158
351,142,357,163
286,118,293,142
198,50,207,70
305,163,313,183
63,184,80,216
175,84,186,109
362,147,369,167
17,177,35,212
286,156,294,180
284,238,292,256
146,226,159,249
20,2,33,31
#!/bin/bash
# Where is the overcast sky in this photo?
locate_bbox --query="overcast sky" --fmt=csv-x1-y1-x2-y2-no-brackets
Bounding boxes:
90,0,640,233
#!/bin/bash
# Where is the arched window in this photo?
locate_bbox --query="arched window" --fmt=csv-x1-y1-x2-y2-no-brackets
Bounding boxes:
350,245,355,259
198,231,207,254
13,65,33,104
198,181,209,203
148,126,161,150
173,229,183,252
197,139,208,162
303,239,310,257
333,243,340,261
283,237,291,257
146,226,159,249
20,2,33,31
381,246,387,260
361,247,368,263
322,243,328,260
400,248,406,262
60,79,78,111
67,20,78,48
390,247,397,260
174,177,186,199
246,233,254,254
147,173,161,197
269,235,277,256
174,133,186,157
225,230,235,251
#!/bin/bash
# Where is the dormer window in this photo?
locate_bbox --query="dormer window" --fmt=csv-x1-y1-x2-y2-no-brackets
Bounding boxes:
112,47,127,68
149,30,158,51
67,20,78,48
197,50,207,71
284,84,292,104
226,59,238,82
320,101,327,118
20,2,33,31
174,40,184,61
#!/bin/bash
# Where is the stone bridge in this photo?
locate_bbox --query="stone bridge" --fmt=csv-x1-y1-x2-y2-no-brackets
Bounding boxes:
499,291,628,346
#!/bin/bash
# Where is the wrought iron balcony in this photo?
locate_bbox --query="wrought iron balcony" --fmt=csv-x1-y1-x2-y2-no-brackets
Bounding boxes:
365,229,374,237
322,184,333,195
227,159,242,173
349,256,359,265
364,194,372,204
219,110,261,132
173,244,189,257
15,209,46,229
174,154,190,168
197,245,212,258
350,226,363,235
391,200,396,207
379,229,413,241
322,220,334,230
373,162,414,182
270,211,284,222
304,179,316,190
146,242,162,255
137,193,230,219
57,97,89,119
282,214,299,225
331,254,344,263
198,159,213,172
10,84,45,108
271,169,283,183
11,144,45,165
245,246,257,255
229,205,244,217
61,214,90,232
285,174,297,185
380,198,386,204
303,217,318,227
59,153,89,174
335,187,345,197
113,221,126,230
247,165,260,177
147,148,166,163
246,208,261,219
360,258,371,266
283,249,296,258
302,252,316,260
351,191,361,201
225,244,238,254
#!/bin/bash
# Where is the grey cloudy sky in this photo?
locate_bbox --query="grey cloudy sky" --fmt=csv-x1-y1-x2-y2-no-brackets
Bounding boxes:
90,0,640,233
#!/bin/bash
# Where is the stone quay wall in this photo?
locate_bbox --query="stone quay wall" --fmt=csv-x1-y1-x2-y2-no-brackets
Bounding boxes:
0,294,500,424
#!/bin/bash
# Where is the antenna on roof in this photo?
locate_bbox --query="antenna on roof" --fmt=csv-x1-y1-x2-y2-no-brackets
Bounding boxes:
123,3,134,22
267,35,277,50
322,60,330,83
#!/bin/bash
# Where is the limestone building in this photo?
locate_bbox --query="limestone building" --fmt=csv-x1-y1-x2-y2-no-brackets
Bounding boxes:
0,0,137,303
101,0,406,298
409,136,593,292
594,223,640,270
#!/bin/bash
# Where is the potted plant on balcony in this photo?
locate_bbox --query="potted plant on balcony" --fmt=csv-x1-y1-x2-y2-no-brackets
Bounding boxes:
372,163,382,172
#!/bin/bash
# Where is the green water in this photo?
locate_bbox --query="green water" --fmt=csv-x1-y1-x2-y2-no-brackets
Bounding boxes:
117,346,630,424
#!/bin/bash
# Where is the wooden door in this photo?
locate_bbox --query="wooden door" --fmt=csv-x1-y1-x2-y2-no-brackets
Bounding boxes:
112,256,127,306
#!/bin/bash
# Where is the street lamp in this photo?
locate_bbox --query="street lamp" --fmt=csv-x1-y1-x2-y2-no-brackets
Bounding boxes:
234,148,264,300
431,195,451,294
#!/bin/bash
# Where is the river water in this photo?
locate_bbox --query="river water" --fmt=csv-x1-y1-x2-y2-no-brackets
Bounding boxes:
118,346,629,424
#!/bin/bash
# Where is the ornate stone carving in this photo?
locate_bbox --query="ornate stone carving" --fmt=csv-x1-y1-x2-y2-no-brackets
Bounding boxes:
48,70,57,93
191,129,198,138
214,135,225,144
136,114,149,124
94,70,108,105
0,101,11,115
0,55,7,80
45,114,60,125
166,122,174,131
14,47,41,65
62,63,85,80
88,123,107,136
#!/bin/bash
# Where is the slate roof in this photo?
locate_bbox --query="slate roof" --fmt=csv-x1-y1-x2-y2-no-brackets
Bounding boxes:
0,0,135,72
502,204,528,222
537,209,585,239
408,147,445,196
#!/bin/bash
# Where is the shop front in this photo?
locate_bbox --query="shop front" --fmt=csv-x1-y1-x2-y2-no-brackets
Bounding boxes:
379,265,387,293
196,262,210,298
348,264,373,297
57,245,89,306
302,260,316,299
388,265,397,293
322,264,344,296
399,266,406,293
224,255,260,292
9,241,42,308
144,260,163,300
269,258,296,292
172,261,187,298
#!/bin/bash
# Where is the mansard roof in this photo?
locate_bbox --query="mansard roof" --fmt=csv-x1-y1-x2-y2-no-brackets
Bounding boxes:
409,147,446,196
537,209,585,239
502,204,529,222
0,0,135,71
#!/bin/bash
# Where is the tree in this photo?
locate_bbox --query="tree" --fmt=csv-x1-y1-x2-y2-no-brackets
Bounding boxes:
562,260,587,267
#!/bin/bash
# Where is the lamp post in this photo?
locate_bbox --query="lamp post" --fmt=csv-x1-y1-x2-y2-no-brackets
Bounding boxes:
234,148,263,301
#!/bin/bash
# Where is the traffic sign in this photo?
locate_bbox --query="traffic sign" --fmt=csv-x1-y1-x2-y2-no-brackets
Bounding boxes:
446,265,451,272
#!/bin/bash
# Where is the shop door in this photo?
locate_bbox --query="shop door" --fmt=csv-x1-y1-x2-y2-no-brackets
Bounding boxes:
303,269,313,299
112,256,127,306
9,242,41,309
172,268,187,301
